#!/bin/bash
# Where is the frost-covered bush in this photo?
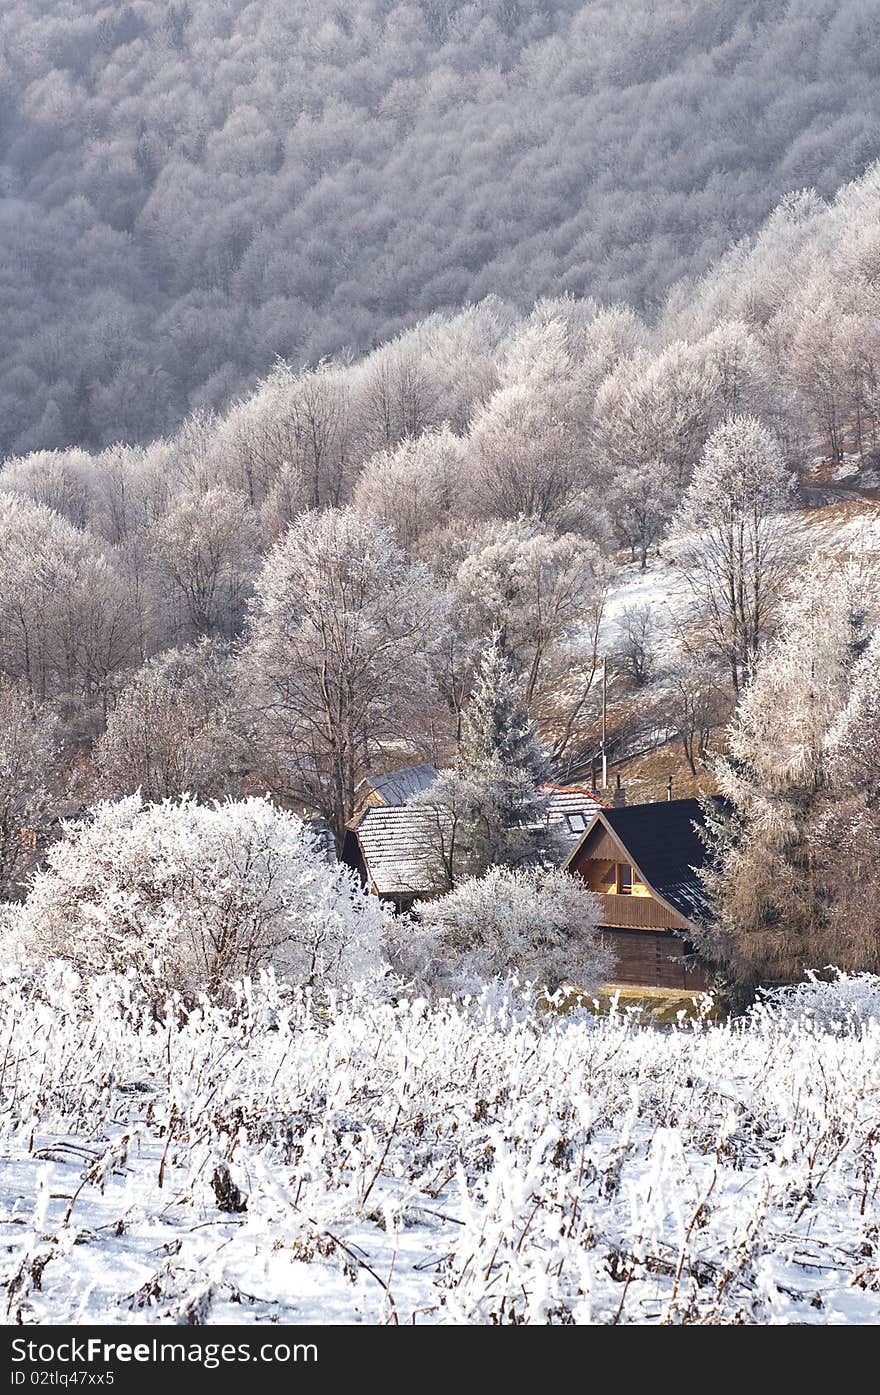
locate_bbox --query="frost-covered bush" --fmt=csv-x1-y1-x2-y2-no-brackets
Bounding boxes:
753,971,880,1036
1,794,384,998
409,865,612,995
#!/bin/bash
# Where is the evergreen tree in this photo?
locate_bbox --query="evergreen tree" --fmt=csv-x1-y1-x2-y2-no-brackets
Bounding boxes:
460,630,548,797
419,632,556,889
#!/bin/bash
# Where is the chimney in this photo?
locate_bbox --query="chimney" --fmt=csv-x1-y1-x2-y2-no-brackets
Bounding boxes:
666,775,673,802
612,773,627,807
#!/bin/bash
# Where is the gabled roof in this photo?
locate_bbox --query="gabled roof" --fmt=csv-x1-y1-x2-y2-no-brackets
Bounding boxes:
565,798,722,928
348,804,440,894
364,763,439,806
348,781,607,897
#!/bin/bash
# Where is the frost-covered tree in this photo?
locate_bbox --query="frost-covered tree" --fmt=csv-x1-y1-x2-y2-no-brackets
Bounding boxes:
699,562,876,989
359,341,441,453
821,633,880,973
245,509,446,845
216,362,355,510
92,640,245,803
595,339,719,491
0,494,135,719
259,462,307,545
0,681,58,901
3,795,384,998
613,605,657,689
149,488,260,640
467,321,588,528
447,521,608,769
673,416,796,694
404,866,610,995
352,426,467,554
452,521,607,711
607,462,676,570
418,633,554,889
0,448,96,529
659,648,729,774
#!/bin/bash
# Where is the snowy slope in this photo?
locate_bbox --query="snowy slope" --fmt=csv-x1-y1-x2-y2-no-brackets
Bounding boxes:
600,496,880,655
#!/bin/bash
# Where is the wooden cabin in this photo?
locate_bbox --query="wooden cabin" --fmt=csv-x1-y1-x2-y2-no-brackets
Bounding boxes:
563,799,716,990
342,780,607,913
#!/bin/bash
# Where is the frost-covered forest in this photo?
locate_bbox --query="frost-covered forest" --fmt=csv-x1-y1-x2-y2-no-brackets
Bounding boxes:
4,4,880,1329
4,160,880,995
2,0,880,453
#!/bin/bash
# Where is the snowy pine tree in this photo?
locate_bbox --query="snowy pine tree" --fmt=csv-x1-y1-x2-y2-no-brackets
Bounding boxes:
460,630,549,806
418,632,556,888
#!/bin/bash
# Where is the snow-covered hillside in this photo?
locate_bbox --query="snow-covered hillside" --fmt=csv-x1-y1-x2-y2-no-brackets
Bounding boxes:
3,966,879,1325
601,493,880,656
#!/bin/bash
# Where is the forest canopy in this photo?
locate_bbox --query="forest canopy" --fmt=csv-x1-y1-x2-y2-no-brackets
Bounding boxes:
1,0,879,454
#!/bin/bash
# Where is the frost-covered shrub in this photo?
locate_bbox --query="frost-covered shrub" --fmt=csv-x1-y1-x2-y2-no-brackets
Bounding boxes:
3,965,880,1325
753,970,880,1036
2,794,384,998
409,865,612,995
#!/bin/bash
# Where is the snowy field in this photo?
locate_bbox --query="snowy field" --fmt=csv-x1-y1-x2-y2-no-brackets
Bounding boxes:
2,966,880,1326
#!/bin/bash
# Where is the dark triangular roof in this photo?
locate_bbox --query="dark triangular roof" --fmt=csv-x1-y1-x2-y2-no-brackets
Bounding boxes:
566,797,723,927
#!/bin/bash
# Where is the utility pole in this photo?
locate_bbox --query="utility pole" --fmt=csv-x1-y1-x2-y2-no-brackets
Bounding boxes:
601,655,608,790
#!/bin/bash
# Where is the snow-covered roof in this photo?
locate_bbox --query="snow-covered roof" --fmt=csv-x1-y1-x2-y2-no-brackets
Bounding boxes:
350,805,440,894
364,763,439,806
348,782,607,897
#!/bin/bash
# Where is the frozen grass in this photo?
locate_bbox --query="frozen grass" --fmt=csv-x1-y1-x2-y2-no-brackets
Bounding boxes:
1,964,879,1325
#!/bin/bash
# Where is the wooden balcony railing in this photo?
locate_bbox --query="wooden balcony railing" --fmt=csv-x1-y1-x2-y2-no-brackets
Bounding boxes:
592,891,683,931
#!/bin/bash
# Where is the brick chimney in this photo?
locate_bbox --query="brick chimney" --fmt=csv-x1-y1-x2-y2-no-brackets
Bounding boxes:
612,773,627,807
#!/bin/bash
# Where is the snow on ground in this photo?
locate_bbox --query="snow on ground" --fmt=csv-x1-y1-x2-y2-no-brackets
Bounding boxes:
600,496,880,655
2,964,880,1325
600,553,682,654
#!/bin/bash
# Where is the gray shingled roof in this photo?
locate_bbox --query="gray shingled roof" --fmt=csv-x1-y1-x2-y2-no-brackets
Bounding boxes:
351,783,606,896
365,763,439,806
353,805,441,894
542,783,608,852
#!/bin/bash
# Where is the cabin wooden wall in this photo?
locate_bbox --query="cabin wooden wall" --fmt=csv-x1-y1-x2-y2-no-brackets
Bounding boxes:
603,930,710,991
578,826,620,860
